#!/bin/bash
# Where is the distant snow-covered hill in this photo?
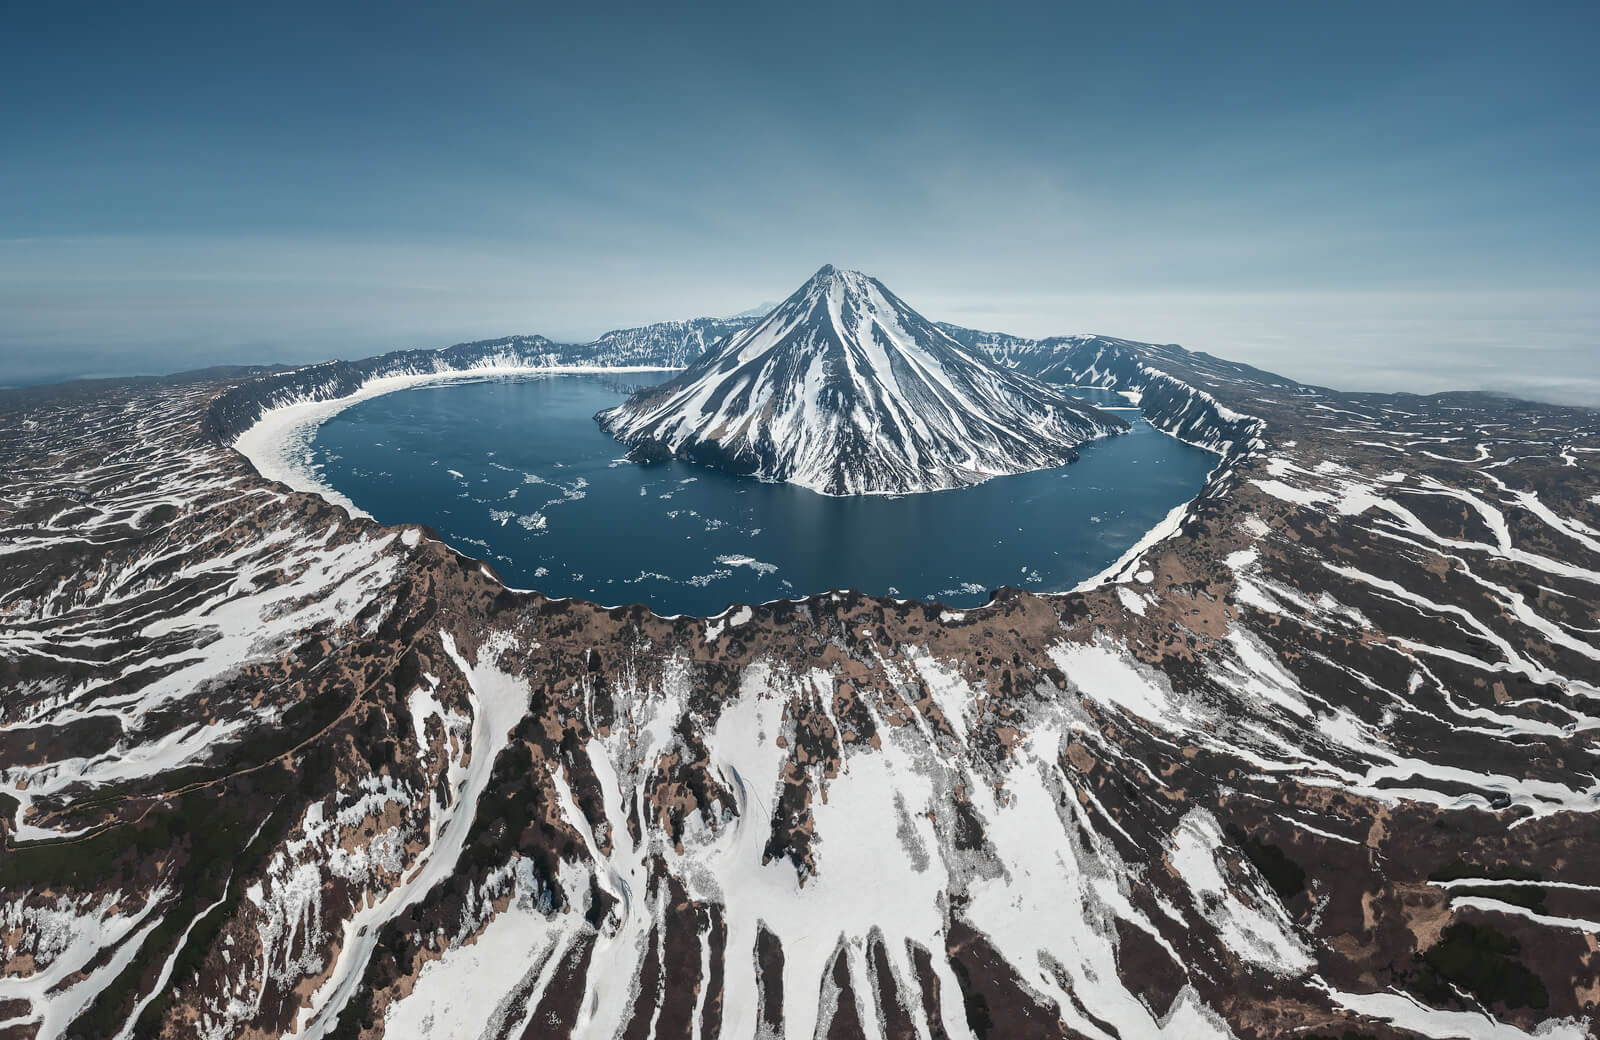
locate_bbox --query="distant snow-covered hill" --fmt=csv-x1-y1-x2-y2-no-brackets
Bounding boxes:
587,316,760,368
595,265,1128,495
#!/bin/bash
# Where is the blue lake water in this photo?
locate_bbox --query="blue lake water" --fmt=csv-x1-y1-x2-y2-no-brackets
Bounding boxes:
308,374,1216,614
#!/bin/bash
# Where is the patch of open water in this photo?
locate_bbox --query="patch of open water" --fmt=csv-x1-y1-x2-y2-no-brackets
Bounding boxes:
307,373,1214,614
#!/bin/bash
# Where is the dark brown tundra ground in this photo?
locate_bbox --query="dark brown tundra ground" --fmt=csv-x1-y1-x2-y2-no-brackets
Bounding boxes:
0,333,1597,1039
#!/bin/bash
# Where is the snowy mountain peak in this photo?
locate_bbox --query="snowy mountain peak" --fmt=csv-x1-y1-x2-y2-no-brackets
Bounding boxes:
596,267,1128,496
798,263,879,302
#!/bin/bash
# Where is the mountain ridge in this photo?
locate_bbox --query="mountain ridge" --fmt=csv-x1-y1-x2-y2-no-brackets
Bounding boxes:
6,332,1598,1037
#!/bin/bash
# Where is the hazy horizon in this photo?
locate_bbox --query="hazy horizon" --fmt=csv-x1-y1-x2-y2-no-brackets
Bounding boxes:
3,2,1596,404
5,276,1597,409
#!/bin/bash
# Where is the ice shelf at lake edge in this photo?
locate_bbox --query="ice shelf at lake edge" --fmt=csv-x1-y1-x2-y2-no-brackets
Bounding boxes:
233,364,679,519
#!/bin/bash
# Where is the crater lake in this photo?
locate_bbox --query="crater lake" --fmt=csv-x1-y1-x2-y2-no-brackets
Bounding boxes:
306,373,1216,615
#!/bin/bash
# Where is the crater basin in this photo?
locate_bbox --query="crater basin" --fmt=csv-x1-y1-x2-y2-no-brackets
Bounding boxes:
306,373,1215,614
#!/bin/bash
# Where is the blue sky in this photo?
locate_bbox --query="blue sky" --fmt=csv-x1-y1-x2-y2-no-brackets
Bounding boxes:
3,1,1597,401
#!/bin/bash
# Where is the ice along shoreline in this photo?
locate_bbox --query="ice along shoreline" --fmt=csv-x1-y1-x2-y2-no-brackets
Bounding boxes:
232,364,680,520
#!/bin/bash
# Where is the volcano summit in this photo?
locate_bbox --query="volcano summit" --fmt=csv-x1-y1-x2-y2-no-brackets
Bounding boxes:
596,265,1127,495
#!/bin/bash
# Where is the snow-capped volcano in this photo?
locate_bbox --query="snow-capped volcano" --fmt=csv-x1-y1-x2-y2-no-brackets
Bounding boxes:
596,265,1128,495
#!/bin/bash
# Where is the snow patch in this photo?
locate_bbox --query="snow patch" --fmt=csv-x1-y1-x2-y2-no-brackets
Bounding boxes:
233,365,677,518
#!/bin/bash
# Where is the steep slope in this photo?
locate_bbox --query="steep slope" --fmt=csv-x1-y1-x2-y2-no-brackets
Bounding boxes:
4,358,1599,1039
595,265,1128,495
943,326,1271,455
585,315,759,368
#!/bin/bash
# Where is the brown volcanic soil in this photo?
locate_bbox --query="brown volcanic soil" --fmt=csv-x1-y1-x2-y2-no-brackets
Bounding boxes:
0,340,1597,1040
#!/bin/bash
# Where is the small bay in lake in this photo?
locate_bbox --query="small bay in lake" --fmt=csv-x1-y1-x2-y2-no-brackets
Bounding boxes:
307,374,1215,615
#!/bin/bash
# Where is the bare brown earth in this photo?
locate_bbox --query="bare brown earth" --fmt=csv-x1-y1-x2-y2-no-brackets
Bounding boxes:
0,335,1597,1040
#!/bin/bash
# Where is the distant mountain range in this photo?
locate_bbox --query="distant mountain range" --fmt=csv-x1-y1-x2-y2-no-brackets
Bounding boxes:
594,265,1128,495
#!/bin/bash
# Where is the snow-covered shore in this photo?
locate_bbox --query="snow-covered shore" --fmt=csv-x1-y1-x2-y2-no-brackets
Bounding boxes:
231,364,677,518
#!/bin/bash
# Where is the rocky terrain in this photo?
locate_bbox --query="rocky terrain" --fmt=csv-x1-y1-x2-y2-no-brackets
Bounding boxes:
596,267,1127,496
585,318,762,371
1,319,1598,1040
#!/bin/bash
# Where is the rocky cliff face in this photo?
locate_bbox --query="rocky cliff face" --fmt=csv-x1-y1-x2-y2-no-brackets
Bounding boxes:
587,316,760,369
2,327,1598,1039
942,326,1273,455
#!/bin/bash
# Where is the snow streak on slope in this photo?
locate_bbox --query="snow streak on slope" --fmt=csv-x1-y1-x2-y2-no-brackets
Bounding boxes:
6,314,1600,1038
369,649,1258,1040
0,386,411,841
290,632,530,1039
0,886,172,1037
587,316,759,369
597,266,1127,495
